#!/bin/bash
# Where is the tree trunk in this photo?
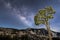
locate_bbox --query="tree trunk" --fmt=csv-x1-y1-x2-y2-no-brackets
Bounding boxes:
45,21,52,40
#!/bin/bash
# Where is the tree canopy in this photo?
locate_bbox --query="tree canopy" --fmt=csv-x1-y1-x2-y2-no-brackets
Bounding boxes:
34,6,55,25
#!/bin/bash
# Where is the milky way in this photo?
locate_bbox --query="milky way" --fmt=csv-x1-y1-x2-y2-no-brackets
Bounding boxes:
0,0,60,32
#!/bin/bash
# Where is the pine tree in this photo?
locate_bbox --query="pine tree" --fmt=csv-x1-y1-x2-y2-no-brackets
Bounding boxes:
34,6,55,40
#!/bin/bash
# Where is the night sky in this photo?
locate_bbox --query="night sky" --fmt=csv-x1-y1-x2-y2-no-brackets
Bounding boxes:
0,0,60,32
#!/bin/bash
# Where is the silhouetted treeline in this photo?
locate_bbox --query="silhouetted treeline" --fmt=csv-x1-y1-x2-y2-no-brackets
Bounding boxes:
0,35,30,40
0,35,60,40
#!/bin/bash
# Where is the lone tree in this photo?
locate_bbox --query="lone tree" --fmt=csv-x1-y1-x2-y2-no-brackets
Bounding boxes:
34,6,55,40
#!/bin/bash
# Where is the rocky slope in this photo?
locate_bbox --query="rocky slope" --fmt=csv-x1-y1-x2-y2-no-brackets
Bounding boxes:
0,27,60,40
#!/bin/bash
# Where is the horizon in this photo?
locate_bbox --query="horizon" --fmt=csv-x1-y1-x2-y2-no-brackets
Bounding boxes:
0,27,59,33
0,0,60,32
